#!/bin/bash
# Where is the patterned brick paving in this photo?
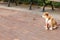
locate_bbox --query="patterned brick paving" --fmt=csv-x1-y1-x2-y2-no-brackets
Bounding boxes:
0,8,60,40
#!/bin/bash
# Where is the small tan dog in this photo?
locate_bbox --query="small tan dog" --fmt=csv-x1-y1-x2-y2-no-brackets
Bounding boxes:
42,12,57,30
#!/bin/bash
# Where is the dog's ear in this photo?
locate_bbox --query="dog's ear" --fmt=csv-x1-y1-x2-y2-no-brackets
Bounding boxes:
45,13,48,16
44,12,49,16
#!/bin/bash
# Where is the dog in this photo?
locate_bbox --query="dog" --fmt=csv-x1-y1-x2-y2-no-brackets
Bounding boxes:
42,12,57,30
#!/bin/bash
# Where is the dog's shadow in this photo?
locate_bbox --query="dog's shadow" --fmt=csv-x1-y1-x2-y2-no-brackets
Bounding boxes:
56,24,60,29
57,24,60,26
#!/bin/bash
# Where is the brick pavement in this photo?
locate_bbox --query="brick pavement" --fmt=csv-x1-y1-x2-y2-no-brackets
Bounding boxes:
0,8,60,40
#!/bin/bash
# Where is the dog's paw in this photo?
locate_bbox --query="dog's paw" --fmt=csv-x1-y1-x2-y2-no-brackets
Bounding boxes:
45,28,48,30
53,26,58,29
44,26,48,30
49,27,53,30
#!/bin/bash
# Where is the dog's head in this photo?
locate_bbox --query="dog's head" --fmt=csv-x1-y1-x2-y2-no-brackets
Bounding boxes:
42,12,50,19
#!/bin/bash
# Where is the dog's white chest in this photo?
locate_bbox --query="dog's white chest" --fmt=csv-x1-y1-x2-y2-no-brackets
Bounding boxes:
48,20,51,24
46,19,51,24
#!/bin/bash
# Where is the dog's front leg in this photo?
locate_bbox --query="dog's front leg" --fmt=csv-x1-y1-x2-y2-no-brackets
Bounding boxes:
44,19,49,30
45,23,49,30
